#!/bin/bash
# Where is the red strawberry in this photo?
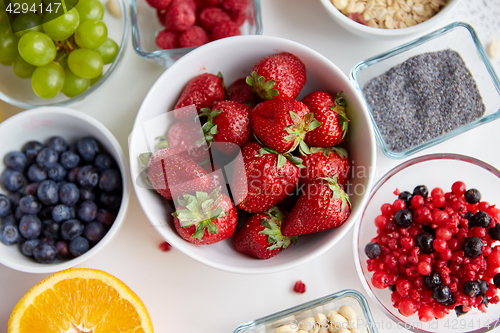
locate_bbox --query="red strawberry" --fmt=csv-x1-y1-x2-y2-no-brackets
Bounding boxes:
233,206,297,259
174,73,226,120
167,120,208,162
250,98,320,154
146,0,172,10
147,148,211,200
202,161,225,193
300,147,350,188
246,52,306,100
231,141,301,213
211,20,241,40
302,91,349,147
198,6,231,31
199,100,252,154
227,77,258,106
173,187,237,245
179,25,209,47
281,176,351,237
156,29,179,49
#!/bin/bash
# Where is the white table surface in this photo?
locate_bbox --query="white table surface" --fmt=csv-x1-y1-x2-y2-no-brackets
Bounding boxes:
1,0,500,332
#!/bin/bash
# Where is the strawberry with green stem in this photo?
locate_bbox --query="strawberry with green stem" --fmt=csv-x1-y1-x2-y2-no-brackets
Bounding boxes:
250,98,321,154
233,206,297,259
300,146,351,188
173,187,237,245
282,176,351,237
302,91,349,147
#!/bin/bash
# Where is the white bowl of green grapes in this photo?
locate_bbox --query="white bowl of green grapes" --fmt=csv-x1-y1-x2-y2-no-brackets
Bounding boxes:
0,0,128,108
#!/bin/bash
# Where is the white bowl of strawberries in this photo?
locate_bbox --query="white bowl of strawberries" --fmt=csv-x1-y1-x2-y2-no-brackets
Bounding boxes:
129,35,377,274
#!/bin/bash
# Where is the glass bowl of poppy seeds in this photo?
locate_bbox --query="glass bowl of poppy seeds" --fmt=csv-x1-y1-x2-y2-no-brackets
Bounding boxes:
350,22,500,159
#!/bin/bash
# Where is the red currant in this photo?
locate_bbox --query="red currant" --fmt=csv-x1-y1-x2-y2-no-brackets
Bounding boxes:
433,238,448,253
375,215,389,229
417,261,432,275
411,195,425,209
436,227,453,241
451,181,466,196
398,298,418,316
371,271,390,289
431,187,444,197
418,305,435,322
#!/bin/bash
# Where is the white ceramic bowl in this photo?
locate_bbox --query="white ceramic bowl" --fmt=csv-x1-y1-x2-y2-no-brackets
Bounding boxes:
129,35,377,274
318,0,461,40
0,107,130,273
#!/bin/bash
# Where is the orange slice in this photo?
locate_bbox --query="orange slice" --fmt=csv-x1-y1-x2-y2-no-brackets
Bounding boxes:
8,268,154,333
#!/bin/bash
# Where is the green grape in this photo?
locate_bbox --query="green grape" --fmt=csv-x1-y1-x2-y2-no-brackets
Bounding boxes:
67,48,102,78
74,19,106,49
90,70,101,85
62,67,89,97
43,7,79,41
0,57,12,65
0,9,11,31
0,30,18,62
75,0,103,22
12,13,43,37
12,53,35,77
31,61,64,98
18,31,56,66
94,38,118,65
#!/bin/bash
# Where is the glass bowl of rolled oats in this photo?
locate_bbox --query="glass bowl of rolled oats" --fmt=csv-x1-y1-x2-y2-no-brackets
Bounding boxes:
318,0,461,39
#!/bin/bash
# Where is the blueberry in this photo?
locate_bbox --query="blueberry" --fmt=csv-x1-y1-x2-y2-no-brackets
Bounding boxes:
464,189,481,204
19,195,41,215
36,148,59,169
79,187,94,202
42,220,60,239
464,211,474,222
95,209,115,226
4,151,27,171
77,166,99,189
99,169,121,192
37,180,59,206
413,185,428,199
424,271,442,289
21,141,44,164
454,305,468,317
67,167,81,182
415,232,434,254
463,237,483,257
27,164,47,183
0,194,11,217
364,242,382,259
46,136,68,153
33,243,57,263
494,273,500,288
19,238,40,257
94,153,115,170
432,285,451,304
69,236,89,257
395,208,413,228
51,204,72,223
47,163,67,181
463,281,480,297
1,169,24,192
14,206,23,221
60,151,80,170
0,216,19,245
398,191,412,207
77,200,97,222
99,192,121,210
60,219,84,241
77,137,99,162
19,214,42,239
83,221,106,244
8,192,22,208
489,224,500,241
55,240,71,259
39,235,56,246
59,183,80,206
479,280,489,295
470,211,491,228
24,182,40,196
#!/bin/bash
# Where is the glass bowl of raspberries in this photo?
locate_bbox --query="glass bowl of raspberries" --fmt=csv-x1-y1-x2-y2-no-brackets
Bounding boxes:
130,0,263,67
354,153,500,332
0,107,130,273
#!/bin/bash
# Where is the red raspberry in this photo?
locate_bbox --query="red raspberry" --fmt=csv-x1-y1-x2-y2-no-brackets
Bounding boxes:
396,279,412,297
172,0,196,11
179,26,209,47
159,241,172,251
398,298,418,316
204,0,221,4
157,9,167,26
199,6,231,30
221,0,247,13
293,280,306,293
155,29,179,49
165,2,196,31
211,20,241,40
146,0,172,10
231,11,246,26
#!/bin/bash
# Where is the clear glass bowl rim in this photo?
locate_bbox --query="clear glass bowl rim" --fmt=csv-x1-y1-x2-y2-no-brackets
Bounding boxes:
129,0,263,61
352,153,500,333
349,22,500,159
232,289,378,333
0,0,130,109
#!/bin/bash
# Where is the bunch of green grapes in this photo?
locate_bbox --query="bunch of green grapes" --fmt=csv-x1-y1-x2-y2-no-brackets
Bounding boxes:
0,0,119,99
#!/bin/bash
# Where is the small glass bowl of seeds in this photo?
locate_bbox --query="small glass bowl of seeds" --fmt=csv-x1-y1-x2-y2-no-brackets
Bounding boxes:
232,289,379,333
350,22,500,159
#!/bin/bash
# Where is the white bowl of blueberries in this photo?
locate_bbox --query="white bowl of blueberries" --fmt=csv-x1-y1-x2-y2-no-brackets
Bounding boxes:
0,107,130,273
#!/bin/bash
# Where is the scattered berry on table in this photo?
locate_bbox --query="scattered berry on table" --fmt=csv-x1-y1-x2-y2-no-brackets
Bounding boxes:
293,280,306,293
159,241,172,251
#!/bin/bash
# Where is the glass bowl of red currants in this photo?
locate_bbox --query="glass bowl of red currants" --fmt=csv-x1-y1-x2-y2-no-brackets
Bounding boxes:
0,0,128,109
130,0,263,67
354,153,500,333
